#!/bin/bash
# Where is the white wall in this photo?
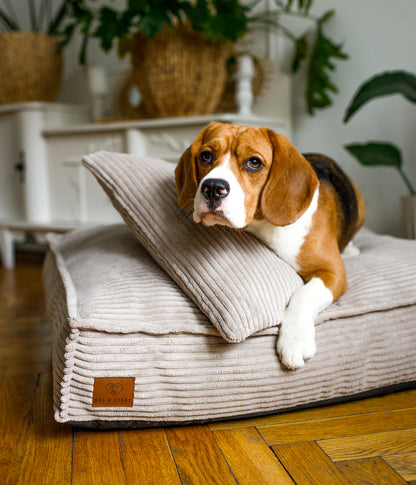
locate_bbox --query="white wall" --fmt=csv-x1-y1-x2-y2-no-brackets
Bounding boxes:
290,0,416,236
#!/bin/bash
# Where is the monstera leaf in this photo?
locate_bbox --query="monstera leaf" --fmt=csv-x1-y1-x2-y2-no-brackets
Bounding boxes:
344,70,416,122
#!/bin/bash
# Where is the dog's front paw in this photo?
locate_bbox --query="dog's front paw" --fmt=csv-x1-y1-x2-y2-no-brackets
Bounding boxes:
277,320,316,370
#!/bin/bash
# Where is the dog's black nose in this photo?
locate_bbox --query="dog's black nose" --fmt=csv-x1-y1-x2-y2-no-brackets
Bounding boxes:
201,179,230,206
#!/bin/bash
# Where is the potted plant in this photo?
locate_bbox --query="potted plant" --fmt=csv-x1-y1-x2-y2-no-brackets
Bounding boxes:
69,0,348,118
344,70,416,238
0,0,81,103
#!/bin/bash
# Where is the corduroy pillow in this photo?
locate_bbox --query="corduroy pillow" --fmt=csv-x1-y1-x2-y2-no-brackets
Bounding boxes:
83,151,303,343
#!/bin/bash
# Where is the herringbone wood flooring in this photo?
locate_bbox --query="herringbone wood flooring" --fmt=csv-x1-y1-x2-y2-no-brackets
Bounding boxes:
1,252,415,484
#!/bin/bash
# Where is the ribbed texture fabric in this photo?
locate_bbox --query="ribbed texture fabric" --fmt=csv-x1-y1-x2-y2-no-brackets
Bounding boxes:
82,151,303,343
44,224,416,426
45,227,215,336
321,230,416,322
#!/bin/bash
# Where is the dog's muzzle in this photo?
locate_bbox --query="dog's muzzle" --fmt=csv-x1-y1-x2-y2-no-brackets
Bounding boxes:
201,178,230,210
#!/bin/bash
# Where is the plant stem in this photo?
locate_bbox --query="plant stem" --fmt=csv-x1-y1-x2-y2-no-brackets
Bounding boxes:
277,8,317,22
48,0,69,35
39,0,47,32
46,0,51,31
4,0,18,28
274,0,314,16
0,8,18,30
398,167,416,195
28,0,38,31
246,0,263,9
274,21,301,42
249,15,298,42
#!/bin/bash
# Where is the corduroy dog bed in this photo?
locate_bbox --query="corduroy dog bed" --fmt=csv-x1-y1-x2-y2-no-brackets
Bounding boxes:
43,153,416,427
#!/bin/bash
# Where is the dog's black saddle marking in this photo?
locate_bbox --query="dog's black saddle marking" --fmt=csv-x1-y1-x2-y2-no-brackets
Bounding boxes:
303,153,359,251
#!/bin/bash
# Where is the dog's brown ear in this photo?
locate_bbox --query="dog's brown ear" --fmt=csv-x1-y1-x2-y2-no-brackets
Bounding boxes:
175,144,198,210
260,130,318,226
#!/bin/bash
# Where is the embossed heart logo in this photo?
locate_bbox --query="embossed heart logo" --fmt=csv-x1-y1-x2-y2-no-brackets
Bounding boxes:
105,383,123,395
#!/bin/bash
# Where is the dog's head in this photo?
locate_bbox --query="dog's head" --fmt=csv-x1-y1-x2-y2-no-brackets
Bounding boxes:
175,122,318,228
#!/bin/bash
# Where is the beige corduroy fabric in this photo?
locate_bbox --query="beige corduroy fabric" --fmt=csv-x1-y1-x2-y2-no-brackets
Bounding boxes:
44,224,416,426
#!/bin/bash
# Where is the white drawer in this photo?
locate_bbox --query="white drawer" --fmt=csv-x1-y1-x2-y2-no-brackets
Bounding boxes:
47,132,126,223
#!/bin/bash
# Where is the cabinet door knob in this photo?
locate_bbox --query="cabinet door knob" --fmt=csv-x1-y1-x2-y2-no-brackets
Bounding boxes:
15,150,25,183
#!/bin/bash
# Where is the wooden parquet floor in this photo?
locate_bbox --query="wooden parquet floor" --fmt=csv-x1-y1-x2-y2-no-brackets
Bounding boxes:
1,251,415,484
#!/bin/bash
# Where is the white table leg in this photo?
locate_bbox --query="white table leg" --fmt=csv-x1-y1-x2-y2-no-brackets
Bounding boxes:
0,228,15,269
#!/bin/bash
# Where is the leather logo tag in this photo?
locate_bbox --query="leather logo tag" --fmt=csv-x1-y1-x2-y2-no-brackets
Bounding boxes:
92,377,135,407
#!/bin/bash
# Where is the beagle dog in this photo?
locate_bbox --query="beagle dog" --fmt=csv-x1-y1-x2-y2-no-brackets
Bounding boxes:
175,122,365,369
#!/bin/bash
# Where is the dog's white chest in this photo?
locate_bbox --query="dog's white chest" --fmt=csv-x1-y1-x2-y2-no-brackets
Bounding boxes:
246,188,319,271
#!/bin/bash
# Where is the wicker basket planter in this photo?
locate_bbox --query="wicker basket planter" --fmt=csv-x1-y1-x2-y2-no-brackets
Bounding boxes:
131,26,232,118
0,31,63,103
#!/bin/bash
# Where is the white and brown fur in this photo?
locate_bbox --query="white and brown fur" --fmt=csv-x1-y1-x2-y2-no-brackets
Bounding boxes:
175,122,365,369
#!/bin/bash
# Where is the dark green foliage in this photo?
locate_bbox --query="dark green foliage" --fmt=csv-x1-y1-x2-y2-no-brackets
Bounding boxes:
289,8,348,114
306,26,348,114
344,70,416,122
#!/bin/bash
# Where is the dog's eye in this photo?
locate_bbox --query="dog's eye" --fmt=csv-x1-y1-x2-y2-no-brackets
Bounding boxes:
245,157,263,172
199,151,213,165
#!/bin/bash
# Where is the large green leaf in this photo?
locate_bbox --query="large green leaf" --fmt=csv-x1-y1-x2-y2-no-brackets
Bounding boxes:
345,141,402,168
345,141,415,194
343,71,416,122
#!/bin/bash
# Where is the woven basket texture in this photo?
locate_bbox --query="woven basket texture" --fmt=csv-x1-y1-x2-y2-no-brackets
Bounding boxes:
0,31,63,103
131,25,231,118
